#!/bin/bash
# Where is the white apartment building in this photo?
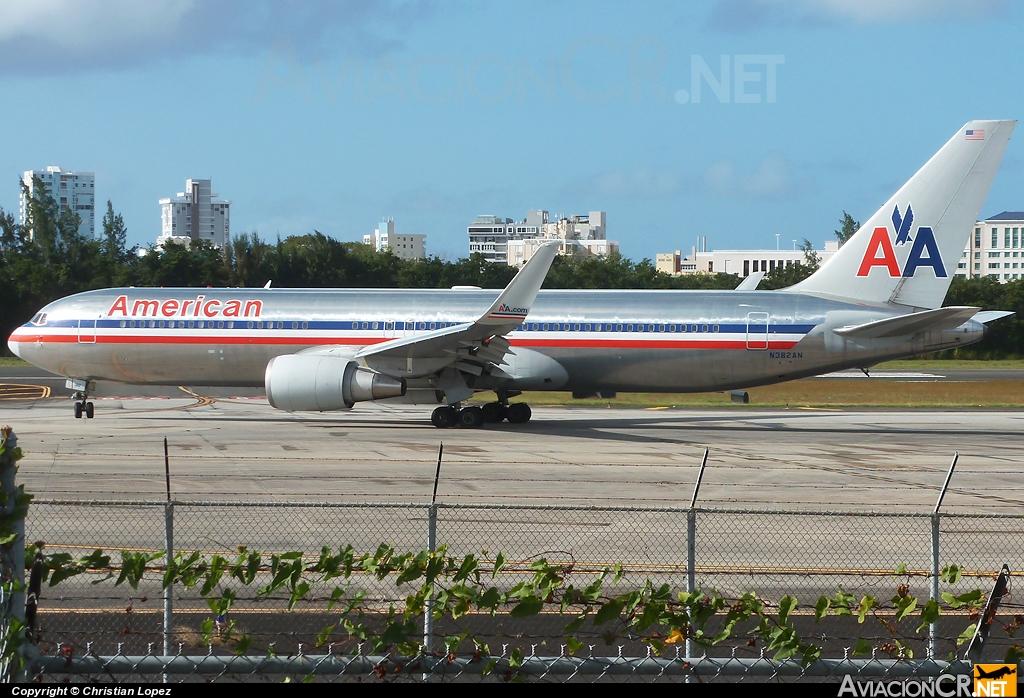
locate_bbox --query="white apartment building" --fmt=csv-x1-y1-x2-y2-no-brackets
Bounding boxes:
469,210,619,266
657,241,839,277
157,179,230,248
957,212,1024,282
20,166,96,238
363,218,426,260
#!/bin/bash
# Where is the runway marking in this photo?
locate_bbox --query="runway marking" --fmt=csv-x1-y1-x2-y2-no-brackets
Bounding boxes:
0,383,50,400
820,371,946,379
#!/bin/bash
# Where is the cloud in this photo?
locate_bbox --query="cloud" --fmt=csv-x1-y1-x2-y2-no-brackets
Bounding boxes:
0,0,435,76
708,0,1008,32
702,152,806,198
564,167,685,200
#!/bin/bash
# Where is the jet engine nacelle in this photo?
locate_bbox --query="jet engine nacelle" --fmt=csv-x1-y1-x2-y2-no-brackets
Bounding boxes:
265,354,406,411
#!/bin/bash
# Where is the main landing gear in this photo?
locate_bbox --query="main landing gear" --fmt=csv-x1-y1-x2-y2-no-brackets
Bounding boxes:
430,394,532,429
73,391,94,419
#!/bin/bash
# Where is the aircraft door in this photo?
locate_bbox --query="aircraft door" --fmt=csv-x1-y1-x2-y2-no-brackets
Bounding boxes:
404,318,416,337
746,312,769,351
384,319,397,339
78,318,96,344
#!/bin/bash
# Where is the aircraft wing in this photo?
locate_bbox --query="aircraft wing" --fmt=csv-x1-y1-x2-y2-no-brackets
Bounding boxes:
353,242,559,380
832,306,980,339
735,271,764,291
973,310,1014,324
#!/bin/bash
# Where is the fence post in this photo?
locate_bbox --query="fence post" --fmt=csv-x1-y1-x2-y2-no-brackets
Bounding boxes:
686,448,708,668
162,437,173,682
163,502,174,661
930,452,958,660
0,427,26,682
423,442,442,678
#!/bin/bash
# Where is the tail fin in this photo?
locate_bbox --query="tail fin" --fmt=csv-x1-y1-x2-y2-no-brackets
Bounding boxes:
790,120,1015,308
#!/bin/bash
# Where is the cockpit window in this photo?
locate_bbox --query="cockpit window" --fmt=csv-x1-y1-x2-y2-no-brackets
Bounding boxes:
37,313,47,325
30,314,41,324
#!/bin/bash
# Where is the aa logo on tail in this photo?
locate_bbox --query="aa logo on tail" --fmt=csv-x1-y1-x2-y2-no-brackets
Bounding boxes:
857,204,947,278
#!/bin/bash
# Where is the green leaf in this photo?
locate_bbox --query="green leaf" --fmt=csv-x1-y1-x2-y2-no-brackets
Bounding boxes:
917,599,940,633
1004,645,1024,665
509,647,523,668
492,553,506,579
941,564,962,585
778,595,797,626
852,639,873,657
594,599,624,626
857,595,876,624
234,635,253,655
509,595,543,618
565,637,584,656
316,624,336,647
801,644,822,667
482,658,498,677
814,596,830,623
894,595,918,622
894,563,907,576
957,623,977,647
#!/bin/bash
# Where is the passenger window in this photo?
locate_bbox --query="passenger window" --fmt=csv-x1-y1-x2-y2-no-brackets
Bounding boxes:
574,324,580,331
119,320,126,328
702,324,708,332
292,322,298,329
372,322,379,330
302,322,308,329
713,325,719,332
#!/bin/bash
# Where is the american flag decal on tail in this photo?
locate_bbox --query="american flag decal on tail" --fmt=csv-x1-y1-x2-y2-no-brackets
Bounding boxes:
966,129,985,140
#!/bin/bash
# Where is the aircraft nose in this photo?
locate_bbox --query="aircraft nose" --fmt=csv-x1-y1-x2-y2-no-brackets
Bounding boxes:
7,332,23,359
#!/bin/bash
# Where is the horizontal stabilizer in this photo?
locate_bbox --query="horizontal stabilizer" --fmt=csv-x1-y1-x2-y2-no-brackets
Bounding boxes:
833,306,979,339
735,271,764,291
973,310,1014,324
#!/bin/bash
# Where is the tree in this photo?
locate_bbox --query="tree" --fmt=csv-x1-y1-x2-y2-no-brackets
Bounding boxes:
100,201,128,261
800,238,820,270
835,211,860,245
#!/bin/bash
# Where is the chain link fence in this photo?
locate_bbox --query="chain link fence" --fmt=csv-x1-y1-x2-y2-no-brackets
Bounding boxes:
15,499,1023,682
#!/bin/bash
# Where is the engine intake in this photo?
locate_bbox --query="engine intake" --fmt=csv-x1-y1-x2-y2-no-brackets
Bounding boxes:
265,354,406,411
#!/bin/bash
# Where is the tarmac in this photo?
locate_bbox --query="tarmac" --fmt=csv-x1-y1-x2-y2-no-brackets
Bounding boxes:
0,371,1021,513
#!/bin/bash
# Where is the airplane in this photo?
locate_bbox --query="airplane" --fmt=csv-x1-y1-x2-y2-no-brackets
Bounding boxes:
6,120,1017,428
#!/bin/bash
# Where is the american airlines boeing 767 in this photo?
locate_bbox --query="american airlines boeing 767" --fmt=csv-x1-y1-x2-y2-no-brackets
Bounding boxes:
7,121,1016,427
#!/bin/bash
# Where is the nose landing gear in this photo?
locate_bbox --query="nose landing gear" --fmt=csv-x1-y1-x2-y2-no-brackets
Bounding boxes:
73,392,94,419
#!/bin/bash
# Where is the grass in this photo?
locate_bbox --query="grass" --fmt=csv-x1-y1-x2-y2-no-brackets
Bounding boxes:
0,357,29,367
470,378,1024,409
875,358,1024,369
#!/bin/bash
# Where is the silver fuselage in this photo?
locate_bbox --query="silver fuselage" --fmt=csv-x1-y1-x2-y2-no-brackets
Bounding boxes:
8,287,984,393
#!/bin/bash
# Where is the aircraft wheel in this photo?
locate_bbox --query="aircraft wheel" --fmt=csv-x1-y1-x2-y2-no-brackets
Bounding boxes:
457,406,485,428
74,403,83,419
506,403,532,424
481,402,506,423
85,402,95,419
431,406,457,428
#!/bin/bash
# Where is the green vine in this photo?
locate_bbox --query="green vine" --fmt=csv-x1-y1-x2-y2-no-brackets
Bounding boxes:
0,426,30,680
27,540,1018,679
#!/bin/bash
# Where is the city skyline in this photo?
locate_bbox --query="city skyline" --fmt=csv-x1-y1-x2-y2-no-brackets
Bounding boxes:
2,1,1023,261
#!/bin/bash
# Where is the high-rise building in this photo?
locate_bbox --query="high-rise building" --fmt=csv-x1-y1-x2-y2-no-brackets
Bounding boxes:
468,210,617,266
959,213,1024,282
363,218,426,260
158,179,230,247
20,166,96,239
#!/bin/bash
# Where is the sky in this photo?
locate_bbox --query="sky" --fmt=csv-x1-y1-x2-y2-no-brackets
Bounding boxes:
1,0,1022,261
